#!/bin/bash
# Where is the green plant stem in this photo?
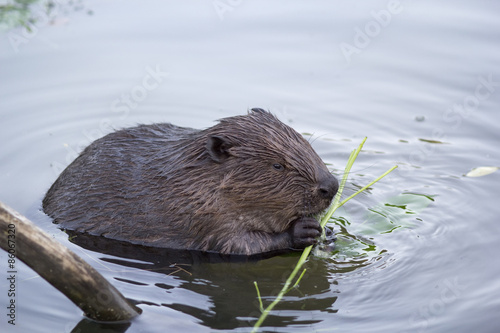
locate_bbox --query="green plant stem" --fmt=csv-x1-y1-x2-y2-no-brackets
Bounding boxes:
251,247,312,333
253,282,264,312
251,138,397,332
332,165,398,214
320,137,366,228
288,268,307,293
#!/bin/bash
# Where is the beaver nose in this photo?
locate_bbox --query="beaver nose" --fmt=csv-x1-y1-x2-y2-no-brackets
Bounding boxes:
318,173,339,200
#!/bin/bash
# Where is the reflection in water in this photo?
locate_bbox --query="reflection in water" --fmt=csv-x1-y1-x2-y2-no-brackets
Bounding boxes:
60,191,434,330
62,191,433,330
66,231,340,330
159,256,338,330
67,230,265,274
71,319,131,333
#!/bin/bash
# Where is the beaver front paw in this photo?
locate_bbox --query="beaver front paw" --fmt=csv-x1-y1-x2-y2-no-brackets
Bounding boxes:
289,217,322,249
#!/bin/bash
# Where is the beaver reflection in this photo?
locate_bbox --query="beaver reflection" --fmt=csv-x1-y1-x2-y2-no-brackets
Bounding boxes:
43,108,338,255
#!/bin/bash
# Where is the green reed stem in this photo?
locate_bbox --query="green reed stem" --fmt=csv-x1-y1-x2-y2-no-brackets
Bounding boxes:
251,138,397,332
320,137,366,228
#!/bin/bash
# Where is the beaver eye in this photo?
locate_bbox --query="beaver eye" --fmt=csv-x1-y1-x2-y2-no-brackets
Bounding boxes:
272,163,285,171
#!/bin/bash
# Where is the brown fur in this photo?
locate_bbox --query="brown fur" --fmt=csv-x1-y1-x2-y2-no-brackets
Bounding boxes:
43,109,338,255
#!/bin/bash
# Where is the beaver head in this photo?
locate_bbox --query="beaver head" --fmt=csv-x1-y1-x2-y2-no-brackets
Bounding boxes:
189,108,339,235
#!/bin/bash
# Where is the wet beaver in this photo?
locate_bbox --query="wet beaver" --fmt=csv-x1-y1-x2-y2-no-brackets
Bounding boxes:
43,109,338,255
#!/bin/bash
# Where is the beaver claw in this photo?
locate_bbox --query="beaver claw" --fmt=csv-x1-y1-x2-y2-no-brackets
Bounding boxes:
290,217,322,249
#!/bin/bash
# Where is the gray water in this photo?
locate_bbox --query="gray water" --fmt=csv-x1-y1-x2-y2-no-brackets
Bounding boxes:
1,1,499,332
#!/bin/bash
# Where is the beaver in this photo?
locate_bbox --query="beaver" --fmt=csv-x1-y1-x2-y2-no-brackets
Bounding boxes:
43,109,338,255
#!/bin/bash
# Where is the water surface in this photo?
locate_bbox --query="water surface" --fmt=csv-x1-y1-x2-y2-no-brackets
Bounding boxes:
1,1,499,332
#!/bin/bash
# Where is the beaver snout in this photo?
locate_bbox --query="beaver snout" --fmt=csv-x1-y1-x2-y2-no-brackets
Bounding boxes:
316,172,339,202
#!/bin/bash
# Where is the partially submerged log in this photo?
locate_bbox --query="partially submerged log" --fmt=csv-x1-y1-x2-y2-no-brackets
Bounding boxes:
0,201,141,322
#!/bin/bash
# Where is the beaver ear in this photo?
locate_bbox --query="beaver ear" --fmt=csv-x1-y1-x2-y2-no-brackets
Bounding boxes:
207,135,232,163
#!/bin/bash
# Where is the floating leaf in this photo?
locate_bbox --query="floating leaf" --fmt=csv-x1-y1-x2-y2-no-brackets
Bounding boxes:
332,222,379,258
355,193,435,235
418,138,449,144
465,166,499,178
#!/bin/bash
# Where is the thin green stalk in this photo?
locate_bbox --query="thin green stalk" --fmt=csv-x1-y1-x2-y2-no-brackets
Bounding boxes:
288,268,307,293
333,165,398,213
251,138,397,332
320,137,366,228
253,282,264,312
251,247,312,332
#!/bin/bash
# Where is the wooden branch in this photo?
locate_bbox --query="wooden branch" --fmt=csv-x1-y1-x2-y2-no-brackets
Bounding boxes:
0,201,141,322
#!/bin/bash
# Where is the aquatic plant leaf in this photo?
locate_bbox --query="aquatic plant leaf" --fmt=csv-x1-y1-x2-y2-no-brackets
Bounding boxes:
465,166,499,178
418,138,449,144
333,231,377,259
355,193,435,235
